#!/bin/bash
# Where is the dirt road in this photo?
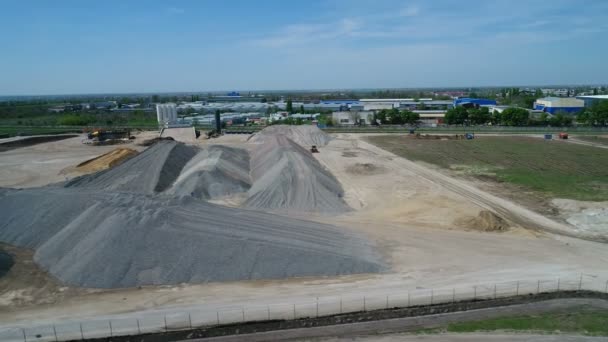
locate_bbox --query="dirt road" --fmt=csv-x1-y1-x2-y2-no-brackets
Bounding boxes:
339,134,597,240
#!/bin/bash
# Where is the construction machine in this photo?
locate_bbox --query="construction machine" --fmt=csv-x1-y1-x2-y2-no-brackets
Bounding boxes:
310,145,319,153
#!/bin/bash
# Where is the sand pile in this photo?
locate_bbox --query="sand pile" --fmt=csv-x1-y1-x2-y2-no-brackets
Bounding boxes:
464,210,509,232
75,148,138,173
245,135,350,213
65,141,198,194
250,125,331,147
165,145,251,200
0,188,383,288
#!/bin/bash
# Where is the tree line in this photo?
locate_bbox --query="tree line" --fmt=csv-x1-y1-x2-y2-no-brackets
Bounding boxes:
444,106,575,127
373,108,420,125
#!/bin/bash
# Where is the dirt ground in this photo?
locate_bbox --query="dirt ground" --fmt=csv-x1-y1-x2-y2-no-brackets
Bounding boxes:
2,132,608,330
0,132,156,188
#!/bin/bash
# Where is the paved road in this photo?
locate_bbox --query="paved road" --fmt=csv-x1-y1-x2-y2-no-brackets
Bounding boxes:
186,298,608,342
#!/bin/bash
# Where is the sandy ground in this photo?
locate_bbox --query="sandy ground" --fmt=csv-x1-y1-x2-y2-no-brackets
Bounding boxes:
2,132,608,335
0,134,152,188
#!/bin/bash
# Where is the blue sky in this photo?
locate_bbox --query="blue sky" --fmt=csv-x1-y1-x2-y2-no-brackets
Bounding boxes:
1,0,607,95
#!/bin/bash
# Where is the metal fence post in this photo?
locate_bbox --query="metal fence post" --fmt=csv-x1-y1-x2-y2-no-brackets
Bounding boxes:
452,288,455,303
605,280,608,293
22,328,26,342
493,284,497,299
557,278,560,291
216,311,220,325
386,295,389,309
293,304,296,319
137,318,141,334
242,307,245,322
80,323,84,340
537,280,540,294
164,315,168,331
53,325,58,342
473,286,477,300
516,281,519,296
316,297,319,317
363,296,366,311
340,297,343,314
579,274,583,290
430,289,434,305
109,320,113,337
188,313,192,329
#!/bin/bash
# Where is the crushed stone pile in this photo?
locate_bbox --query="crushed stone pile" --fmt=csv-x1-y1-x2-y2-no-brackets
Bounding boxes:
165,145,251,200
65,141,198,194
0,188,383,288
250,125,332,147
245,135,350,213
75,148,138,173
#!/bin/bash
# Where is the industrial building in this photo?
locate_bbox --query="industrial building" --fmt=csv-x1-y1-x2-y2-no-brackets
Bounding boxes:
156,103,178,124
576,95,608,107
453,98,497,108
332,111,373,125
533,97,584,114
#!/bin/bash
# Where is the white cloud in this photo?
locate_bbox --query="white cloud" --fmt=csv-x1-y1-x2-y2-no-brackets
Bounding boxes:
250,18,360,48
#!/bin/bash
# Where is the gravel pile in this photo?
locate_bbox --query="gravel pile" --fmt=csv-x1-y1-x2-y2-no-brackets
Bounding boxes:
0,188,383,288
250,125,332,147
165,145,251,200
65,141,198,194
245,135,350,213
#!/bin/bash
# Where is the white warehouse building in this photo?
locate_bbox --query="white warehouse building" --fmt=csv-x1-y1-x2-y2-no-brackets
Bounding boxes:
156,103,178,124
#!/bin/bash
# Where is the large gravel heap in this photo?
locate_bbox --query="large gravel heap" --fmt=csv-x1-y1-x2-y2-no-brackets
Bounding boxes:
250,125,332,147
166,145,251,200
0,139,381,288
0,188,382,288
246,134,350,213
66,141,198,194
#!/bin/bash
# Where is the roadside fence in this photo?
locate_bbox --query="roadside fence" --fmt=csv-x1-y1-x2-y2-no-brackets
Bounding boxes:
2,273,608,342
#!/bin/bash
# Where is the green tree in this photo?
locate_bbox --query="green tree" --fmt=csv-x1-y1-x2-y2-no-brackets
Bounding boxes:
300,105,305,114
286,99,293,113
500,108,529,126
469,107,491,125
445,107,469,125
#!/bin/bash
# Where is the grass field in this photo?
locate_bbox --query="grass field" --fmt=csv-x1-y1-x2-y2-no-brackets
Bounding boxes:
366,135,608,201
447,309,608,336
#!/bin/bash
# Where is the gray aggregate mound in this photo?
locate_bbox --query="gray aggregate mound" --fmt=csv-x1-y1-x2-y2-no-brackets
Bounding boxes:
0,188,383,288
250,125,332,147
0,249,14,278
165,145,251,199
245,135,350,213
65,141,197,194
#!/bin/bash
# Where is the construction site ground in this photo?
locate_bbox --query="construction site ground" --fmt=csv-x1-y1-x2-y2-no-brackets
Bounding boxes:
1,131,608,334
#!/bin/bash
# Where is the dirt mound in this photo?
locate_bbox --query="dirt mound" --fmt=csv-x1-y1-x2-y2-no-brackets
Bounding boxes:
0,188,383,288
75,148,138,173
346,163,387,176
245,135,350,213
165,145,251,200
250,125,331,147
463,210,510,232
65,141,197,194
139,136,174,146
0,134,78,152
